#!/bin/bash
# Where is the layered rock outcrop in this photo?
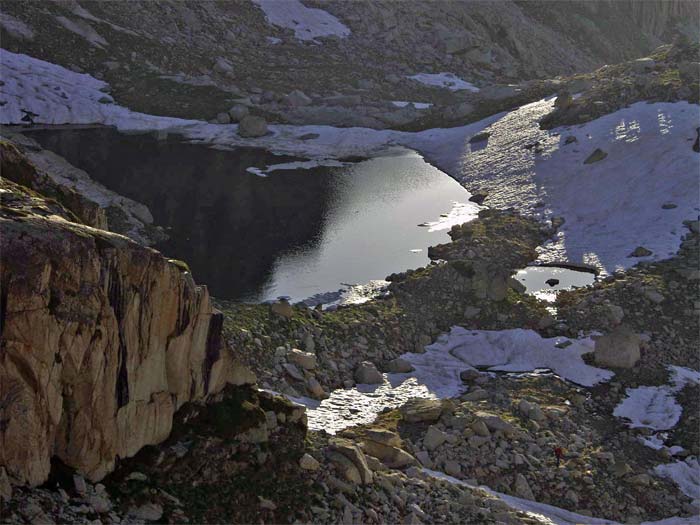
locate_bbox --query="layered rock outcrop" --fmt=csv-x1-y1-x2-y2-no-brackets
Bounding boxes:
0,146,254,487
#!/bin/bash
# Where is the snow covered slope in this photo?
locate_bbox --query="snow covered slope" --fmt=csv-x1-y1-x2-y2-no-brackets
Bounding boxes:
252,0,350,42
2,49,698,276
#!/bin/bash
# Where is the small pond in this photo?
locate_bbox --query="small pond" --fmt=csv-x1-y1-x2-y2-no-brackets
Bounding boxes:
28,127,477,303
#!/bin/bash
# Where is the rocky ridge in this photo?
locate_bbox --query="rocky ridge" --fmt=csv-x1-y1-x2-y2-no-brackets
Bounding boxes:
1,0,697,128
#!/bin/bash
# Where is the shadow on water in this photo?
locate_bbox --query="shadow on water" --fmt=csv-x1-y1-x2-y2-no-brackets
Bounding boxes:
28,127,472,303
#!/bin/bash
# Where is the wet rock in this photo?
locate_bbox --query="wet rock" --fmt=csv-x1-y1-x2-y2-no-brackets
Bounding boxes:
508,277,526,293
469,193,488,205
628,246,652,257
469,132,491,144
545,278,560,287
354,361,383,384
584,148,608,164
238,115,268,137
459,369,481,383
594,325,641,368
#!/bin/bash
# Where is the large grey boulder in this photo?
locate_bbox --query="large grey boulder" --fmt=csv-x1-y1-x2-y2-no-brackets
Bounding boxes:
354,361,383,384
237,115,268,138
228,104,249,122
285,89,312,107
594,325,641,368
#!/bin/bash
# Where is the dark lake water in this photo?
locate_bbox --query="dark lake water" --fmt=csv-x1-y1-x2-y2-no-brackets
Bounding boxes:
28,128,475,303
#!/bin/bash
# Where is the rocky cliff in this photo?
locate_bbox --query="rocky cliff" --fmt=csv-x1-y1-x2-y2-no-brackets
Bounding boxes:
0,143,255,487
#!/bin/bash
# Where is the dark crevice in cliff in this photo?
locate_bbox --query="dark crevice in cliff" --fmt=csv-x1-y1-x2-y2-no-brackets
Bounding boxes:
106,265,129,408
202,312,223,393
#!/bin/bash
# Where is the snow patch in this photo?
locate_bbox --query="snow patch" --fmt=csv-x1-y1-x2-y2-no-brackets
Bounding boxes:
654,457,700,500
290,376,439,434
391,101,434,109
423,468,698,525
423,201,481,232
419,327,614,387
55,16,108,48
614,365,700,431
613,386,681,430
253,0,350,42
0,12,34,40
245,158,348,176
408,72,480,92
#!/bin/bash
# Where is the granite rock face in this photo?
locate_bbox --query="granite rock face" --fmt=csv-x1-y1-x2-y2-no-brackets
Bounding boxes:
0,147,255,487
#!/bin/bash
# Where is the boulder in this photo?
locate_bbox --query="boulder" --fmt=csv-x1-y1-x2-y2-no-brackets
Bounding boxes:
285,89,312,107
554,92,573,110
288,349,317,370
583,148,608,164
385,357,414,373
360,441,417,468
237,115,268,138
0,468,12,502
129,503,163,521
354,361,383,384
423,426,448,451
270,300,293,318
594,325,641,368
514,474,535,500
628,246,652,257
213,57,233,75
300,453,320,471
329,439,373,484
228,104,249,122
283,363,304,381
444,460,462,476
631,57,655,73
400,399,444,423
215,112,231,124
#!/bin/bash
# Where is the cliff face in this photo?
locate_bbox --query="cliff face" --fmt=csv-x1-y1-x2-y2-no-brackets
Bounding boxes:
0,145,255,487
